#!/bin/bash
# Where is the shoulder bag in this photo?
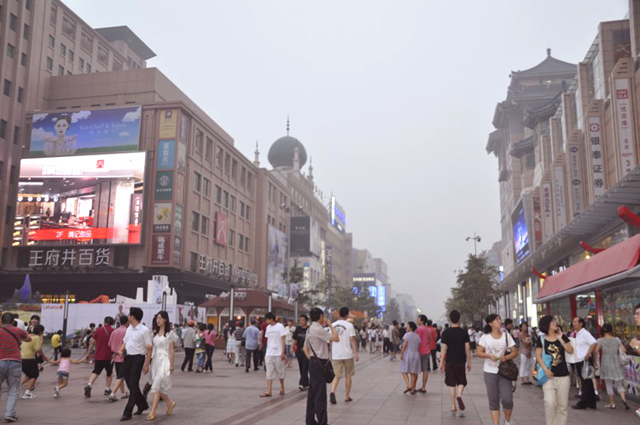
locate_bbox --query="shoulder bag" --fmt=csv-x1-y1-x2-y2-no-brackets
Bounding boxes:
0,327,21,347
498,332,519,383
535,337,553,386
307,330,335,383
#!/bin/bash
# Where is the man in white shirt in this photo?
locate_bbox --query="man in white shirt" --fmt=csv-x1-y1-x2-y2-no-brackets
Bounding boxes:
330,307,359,404
571,316,597,410
117,307,152,421
259,312,286,397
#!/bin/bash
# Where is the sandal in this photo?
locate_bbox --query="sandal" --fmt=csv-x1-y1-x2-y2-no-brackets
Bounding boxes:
345,397,353,402
403,387,411,394
146,413,156,421
279,390,285,396
260,393,272,397
166,401,176,416
417,389,427,393
605,404,616,409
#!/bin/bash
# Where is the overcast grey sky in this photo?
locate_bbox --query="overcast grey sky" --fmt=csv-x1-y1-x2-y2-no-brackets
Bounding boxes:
65,0,628,319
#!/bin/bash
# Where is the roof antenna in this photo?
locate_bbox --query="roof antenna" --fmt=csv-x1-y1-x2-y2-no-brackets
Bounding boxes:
286,115,290,136
547,48,551,57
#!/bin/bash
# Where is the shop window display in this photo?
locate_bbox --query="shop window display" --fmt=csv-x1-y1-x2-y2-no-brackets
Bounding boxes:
602,281,640,341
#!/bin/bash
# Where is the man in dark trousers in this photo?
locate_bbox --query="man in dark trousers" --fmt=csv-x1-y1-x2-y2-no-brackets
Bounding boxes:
180,320,196,372
117,307,152,421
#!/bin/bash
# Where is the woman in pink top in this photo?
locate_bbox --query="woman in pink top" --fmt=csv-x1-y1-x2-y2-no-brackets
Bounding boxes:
204,324,216,373
49,347,87,398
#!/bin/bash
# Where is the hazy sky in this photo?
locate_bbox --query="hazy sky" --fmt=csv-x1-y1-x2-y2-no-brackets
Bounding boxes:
65,0,628,319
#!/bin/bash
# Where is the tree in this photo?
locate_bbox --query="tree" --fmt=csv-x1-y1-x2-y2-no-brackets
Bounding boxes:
445,253,499,324
385,298,401,323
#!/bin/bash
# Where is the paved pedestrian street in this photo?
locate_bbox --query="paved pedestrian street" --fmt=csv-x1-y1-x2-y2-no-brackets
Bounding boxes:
8,348,637,424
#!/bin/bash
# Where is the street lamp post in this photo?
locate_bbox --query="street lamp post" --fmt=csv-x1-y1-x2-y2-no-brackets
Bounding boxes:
465,232,481,255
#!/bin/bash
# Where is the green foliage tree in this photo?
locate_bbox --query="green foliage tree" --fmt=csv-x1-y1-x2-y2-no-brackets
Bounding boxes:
445,253,499,324
385,298,401,323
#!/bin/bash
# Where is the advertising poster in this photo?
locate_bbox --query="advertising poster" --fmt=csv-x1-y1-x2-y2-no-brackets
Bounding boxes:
155,171,174,200
29,106,141,158
173,236,182,266
568,144,584,216
512,204,530,264
153,203,172,233
532,192,542,249
554,166,567,229
215,212,229,246
157,140,175,169
614,79,636,175
174,204,183,235
151,235,170,265
159,109,178,139
587,117,606,197
290,216,311,255
267,225,288,290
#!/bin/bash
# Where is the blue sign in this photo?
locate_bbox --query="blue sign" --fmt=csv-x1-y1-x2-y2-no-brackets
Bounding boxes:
157,140,175,169
377,286,386,311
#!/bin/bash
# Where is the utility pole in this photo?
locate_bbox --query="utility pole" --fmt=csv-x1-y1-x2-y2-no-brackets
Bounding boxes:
465,232,481,256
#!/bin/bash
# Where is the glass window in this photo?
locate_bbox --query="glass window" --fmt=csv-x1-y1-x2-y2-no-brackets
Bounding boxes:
245,205,250,221
192,212,200,232
223,191,229,209
238,234,244,250
17,87,23,103
9,14,17,31
201,216,208,235
228,229,235,247
205,137,213,160
58,65,64,76
240,201,245,218
48,35,55,48
3,79,11,96
215,185,222,204
575,292,598,338
203,178,211,197
548,297,571,332
230,195,236,213
0,120,7,139
23,24,30,40
21,53,27,66
13,126,20,145
86,63,91,73
46,57,53,71
602,280,640,340
50,5,58,25
216,146,223,168
194,172,201,192
68,50,74,61
60,43,66,56
231,159,238,179
79,57,84,70
6,44,15,59
190,252,198,272
224,153,231,174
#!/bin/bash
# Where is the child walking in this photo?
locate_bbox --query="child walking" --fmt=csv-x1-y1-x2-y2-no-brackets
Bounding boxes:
49,348,87,398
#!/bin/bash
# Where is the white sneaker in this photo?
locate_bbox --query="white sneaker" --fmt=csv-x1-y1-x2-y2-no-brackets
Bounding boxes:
505,421,512,425
54,387,59,398
22,392,36,399
635,408,640,418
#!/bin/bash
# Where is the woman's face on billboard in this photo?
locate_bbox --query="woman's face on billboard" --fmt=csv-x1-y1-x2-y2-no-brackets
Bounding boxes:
55,118,70,135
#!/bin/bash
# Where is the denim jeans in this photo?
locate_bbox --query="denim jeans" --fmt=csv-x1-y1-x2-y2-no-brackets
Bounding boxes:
197,352,205,368
0,361,21,419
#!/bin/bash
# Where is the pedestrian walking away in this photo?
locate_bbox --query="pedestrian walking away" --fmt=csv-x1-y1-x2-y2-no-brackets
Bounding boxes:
108,315,130,401
399,322,421,394
243,319,261,372
415,315,431,393
0,312,30,422
440,310,471,416
203,323,216,373
303,308,339,425
285,319,295,367
20,324,49,399
118,307,152,421
330,307,359,404
84,316,115,398
293,315,310,390
51,330,62,361
260,312,286,397
146,311,177,421
180,321,196,372
477,314,518,425
194,323,206,373
536,315,574,425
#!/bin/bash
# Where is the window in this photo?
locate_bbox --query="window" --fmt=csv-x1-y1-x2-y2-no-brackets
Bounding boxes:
0,120,7,139
215,186,222,204
192,212,200,232
216,146,223,168
6,44,15,59
17,87,23,103
9,165,15,184
228,230,235,247
247,173,254,192
79,57,84,70
231,159,238,179
238,234,244,251
23,24,30,40
86,63,91,73
112,58,123,71
201,178,210,197
48,35,55,48
245,205,251,221
201,216,209,235
97,44,109,65
240,202,245,218
194,130,203,154
13,126,20,145
190,252,198,272
46,57,53,71
80,31,93,53
244,237,250,252
224,153,231,174
50,5,58,25
3,79,11,96
60,43,66,56
205,137,213,160
230,195,236,213
9,14,17,31
241,167,247,186
26,0,33,11
194,172,202,192
223,191,229,209
58,65,64,76
62,15,76,38
68,50,74,62
21,53,27,66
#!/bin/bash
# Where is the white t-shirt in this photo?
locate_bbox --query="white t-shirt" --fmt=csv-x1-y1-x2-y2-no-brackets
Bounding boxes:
575,328,597,362
478,332,516,374
265,322,286,356
284,325,295,345
332,320,356,360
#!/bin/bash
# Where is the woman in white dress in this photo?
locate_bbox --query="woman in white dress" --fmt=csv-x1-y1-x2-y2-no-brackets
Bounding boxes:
146,311,177,421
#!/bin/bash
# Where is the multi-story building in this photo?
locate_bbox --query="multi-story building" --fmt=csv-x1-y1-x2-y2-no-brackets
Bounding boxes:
486,0,640,363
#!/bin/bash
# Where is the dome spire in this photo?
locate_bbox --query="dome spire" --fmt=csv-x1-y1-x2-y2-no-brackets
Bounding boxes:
254,141,260,167
286,115,290,136
308,157,314,182
547,48,551,57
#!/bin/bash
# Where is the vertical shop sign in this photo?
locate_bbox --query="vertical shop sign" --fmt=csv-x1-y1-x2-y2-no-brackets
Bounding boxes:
155,171,173,200
152,235,170,265
159,109,178,139
568,145,584,216
554,166,567,229
542,183,554,241
153,203,172,233
587,117,606,197
532,192,543,249
614,79,636,175
177,142,186,174
175,173,184,204
173,236,182,266
174,204,183,235
157,140,175,169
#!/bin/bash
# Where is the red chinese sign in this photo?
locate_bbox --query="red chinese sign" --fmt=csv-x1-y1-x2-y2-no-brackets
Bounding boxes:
30,228,115,241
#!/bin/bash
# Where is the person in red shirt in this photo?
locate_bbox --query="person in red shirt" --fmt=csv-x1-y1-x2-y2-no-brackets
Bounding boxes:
0,312,30,422
108,315,129,401
415,315,431,393
427,319,439,370
84,316,115,398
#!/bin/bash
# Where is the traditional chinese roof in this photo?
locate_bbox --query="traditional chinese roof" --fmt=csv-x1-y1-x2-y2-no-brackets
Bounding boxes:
510,135,535,158
486,129,503,155
524,89,563,129
510,49,576,79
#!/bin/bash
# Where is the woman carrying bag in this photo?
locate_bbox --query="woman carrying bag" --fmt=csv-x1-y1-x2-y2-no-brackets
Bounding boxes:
477,314,518,425
535,315,574,425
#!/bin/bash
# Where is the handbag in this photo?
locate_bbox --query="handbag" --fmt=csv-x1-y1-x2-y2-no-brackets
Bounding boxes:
497,332,519,382
582,360,595,380
308,336,335,383
535,337,553,386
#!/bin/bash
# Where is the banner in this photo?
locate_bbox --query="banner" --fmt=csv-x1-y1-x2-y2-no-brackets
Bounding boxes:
158,109,178,139
157,140,175,169
587,117,606,198
614,79,636,176
155,171,173,200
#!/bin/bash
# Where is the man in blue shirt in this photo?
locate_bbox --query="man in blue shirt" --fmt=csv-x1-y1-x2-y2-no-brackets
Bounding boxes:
243,320,261,373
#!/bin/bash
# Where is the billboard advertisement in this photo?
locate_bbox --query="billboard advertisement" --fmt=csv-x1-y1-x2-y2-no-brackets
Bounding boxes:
267,225,288,291
153,203,172,233
290,216,311,256
331,196,346,232
158,109,178,139
512,203,530,264
215,212,229,246
15,152,145,246
29,106,141,158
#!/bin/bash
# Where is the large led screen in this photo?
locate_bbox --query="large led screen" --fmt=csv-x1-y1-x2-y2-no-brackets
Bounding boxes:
513,206,530,264
14,152,146,246
29,106,141,158
267,225,288,291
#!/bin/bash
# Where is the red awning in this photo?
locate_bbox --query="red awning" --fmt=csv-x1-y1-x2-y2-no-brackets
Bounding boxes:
537,233,640,300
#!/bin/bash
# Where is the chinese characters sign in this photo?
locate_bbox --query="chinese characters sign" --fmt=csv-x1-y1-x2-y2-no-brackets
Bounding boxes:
588,117,606,198
157,140,175,169
30,228,114,241
155,171,173,200
568,144,584,217
152,235,170,265
29,247,111,268
153,203,172,233
197,254,258,285
542,183,554,243
553,166,567,230
615,79,636,175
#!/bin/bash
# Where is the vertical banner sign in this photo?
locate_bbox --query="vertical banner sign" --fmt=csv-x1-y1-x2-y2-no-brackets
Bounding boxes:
588,117,606,197
179,113,189,143
157,140,175,169
568,145,584,217
215,212,229,246
554,166,567,229
173,236,182,266
159,109,178,139
615,79,636,175
175,173,184,204
174,204,183,235
155,171,173,200
532,192,543,249
177,142,186,174
542,183,554,241
152,235,170,265
153,203,172,232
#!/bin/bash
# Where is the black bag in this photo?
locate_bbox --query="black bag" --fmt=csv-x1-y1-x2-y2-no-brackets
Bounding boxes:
498,333,519,383
308,335,335,383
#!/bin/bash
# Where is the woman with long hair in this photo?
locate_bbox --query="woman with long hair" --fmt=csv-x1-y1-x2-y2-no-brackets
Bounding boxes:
535,315,573,425
585,323,628,410
398,322,421,395
146,311,177,421
477,314,518,425
518,322,533,385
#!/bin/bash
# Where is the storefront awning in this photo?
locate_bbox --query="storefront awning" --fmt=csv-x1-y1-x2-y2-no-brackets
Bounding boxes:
536,232,640,303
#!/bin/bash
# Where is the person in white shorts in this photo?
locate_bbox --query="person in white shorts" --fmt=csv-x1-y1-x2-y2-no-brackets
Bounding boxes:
259,312,286,397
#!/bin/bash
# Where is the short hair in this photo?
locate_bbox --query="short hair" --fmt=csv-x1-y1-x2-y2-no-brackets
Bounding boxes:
504,318,513,326
32,325,44,335
56,330,63,335
339,307,349,318
30,315,40,322
538,315,554,335
129,307,143,322
1,313,14,325
104,316,114,326
392,320,398,326
250,319,257,325
60,348,72,358
265,312,275,321
300,314,309,321
601,323,613,336
119,315,129,326
407,321,417,332
310,307,323,322
519,322,528,331
449,310,461,324
576,317,586,328
198,323,206,332
208,323,214,331
426,320,433,326
89,323,96,328
418,315,428,325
